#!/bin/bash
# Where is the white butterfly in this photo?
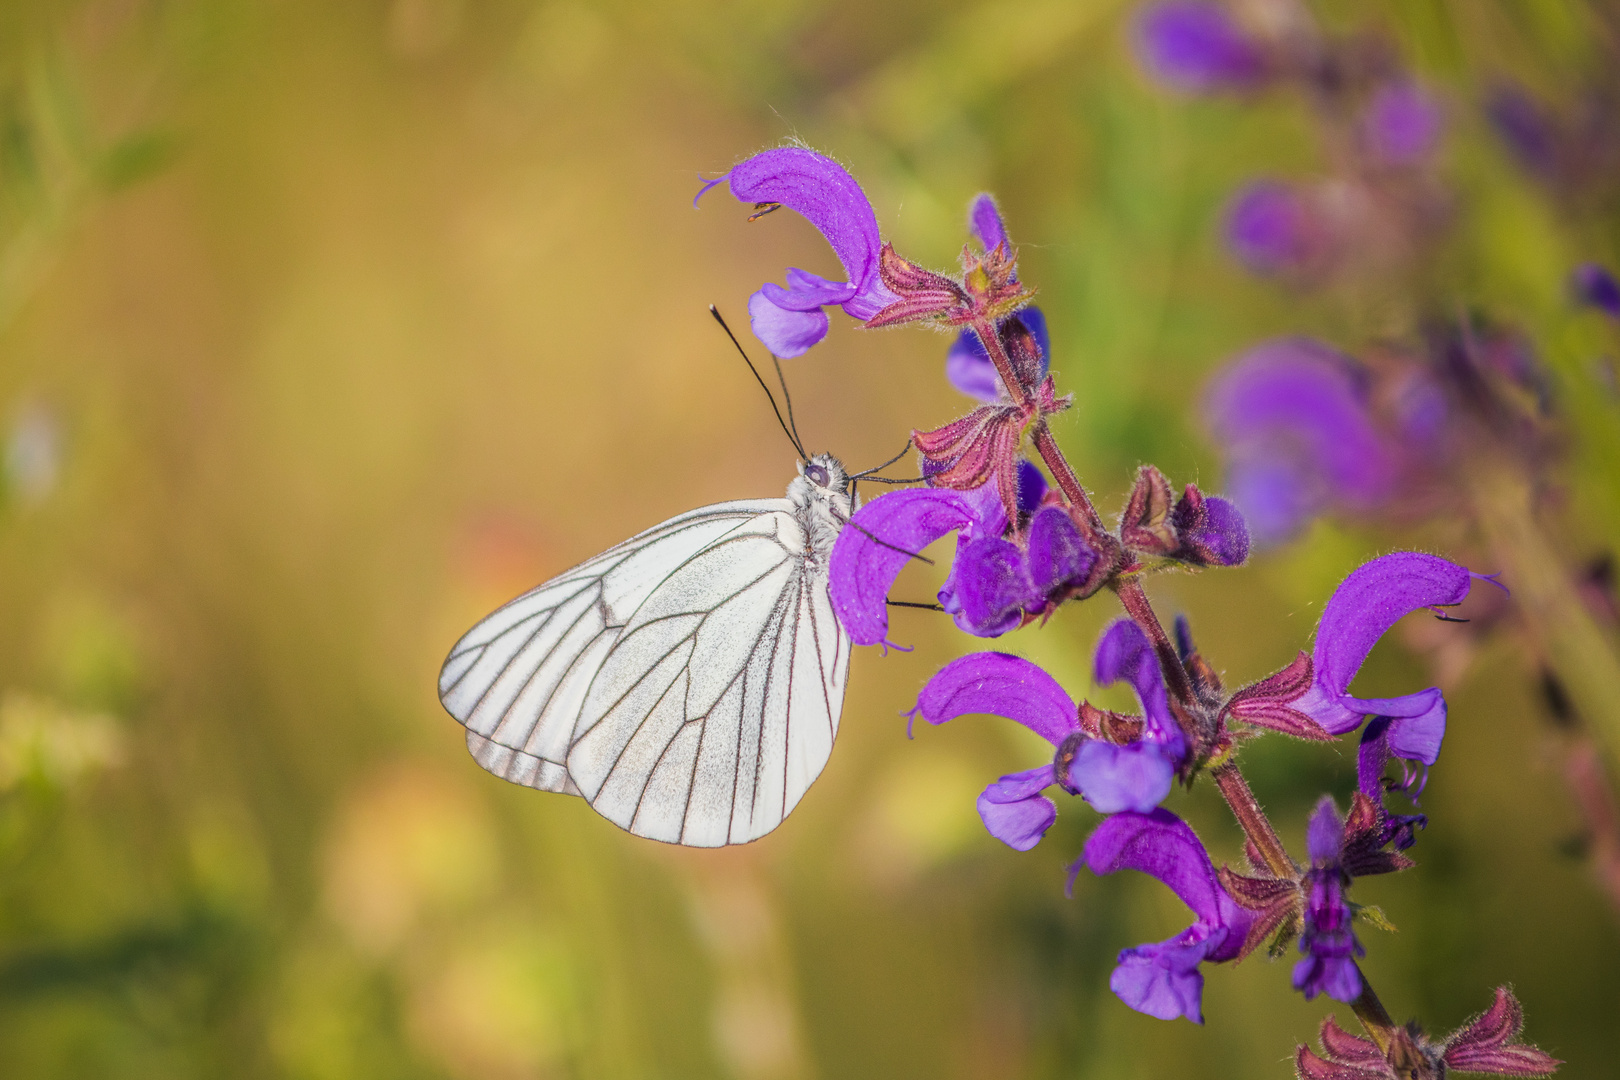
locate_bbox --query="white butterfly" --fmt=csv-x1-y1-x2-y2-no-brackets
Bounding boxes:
438,454,856,847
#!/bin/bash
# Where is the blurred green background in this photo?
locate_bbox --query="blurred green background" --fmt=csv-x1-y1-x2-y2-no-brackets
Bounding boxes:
1,0,1617,1077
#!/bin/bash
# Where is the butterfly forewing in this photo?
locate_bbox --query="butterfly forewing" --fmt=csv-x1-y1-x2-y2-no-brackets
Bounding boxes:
438,501,782,792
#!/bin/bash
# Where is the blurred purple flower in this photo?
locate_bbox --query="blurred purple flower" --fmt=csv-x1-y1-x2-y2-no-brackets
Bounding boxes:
1205,338,1401,544
1081,808,1253,1023
1015,458,1048,515
697,146,897,357
1573,262,1620,320
1292,798,1365,1003
1294,552,1479,765
1224,180,1329,277
1363,82,1444,165
1486,81,1561,181
1132,2,1266,95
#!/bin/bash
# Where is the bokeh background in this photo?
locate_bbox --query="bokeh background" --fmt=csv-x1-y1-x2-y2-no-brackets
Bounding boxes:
1,0,1617,1077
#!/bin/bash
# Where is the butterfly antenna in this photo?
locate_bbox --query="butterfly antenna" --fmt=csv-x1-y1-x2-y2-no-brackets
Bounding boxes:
709,305,807,461
851,436,916,480
772,354,808,457
829,507,934,566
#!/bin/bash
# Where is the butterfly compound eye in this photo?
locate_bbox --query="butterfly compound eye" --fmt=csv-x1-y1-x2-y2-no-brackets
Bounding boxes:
805,463,830,487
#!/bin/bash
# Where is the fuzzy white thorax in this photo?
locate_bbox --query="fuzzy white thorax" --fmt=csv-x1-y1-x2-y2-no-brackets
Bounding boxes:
787,452,854,557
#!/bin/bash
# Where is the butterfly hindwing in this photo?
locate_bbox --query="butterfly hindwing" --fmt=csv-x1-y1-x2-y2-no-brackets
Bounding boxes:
567,508,850,846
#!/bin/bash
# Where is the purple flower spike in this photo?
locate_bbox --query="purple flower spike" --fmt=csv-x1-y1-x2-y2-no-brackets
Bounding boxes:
1292,798,1365,1003
1224,180,1328,277
1573,262,1620,320
1082,809,1253,1023
1133,2,1266,95
700,147,897,357
1206,338,1400,544
1295,552,1474,764
1363,83,1444,165
828,487,997,646
945,307,1051,402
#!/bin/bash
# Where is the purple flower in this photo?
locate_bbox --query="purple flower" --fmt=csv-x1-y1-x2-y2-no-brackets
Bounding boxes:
1224,180,1331,277
1132,2,1266,95
1292,798,1365,1003
1486,81,1561,182
1573,262,1620,320
1362,82,1444,165
1081,808,1253,1023
1205,338,1401,544
697,147,897,358
907,624,1189,849
1294,552,1478,765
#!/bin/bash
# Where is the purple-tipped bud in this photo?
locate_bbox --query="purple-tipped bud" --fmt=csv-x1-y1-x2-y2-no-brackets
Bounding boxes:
1224,180,1328,277
1133,2,1266,94
1027,505,1100,596
1573,262,1620,320
1182,494,1250,566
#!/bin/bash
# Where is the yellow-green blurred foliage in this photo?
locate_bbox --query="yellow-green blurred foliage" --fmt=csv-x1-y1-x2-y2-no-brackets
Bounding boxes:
0,1,1616,1077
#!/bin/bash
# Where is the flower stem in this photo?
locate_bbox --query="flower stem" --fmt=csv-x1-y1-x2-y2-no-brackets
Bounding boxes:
967,316,1106,536
1209,761,1296,880
1115,577,1198,711
1348,974,1400,1055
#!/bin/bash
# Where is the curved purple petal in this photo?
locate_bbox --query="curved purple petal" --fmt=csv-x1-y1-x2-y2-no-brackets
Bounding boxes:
724,147,884,293
977,765,1059,850
1083,809,1229,930
829,488,983,645
911,652,1077,744
1133,2,1266,95
1299,553,1470,743
1093,620,1178,748
1111,927,1223,1024
748,290,830,358
1070,740,1176,814
760,267,859,310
